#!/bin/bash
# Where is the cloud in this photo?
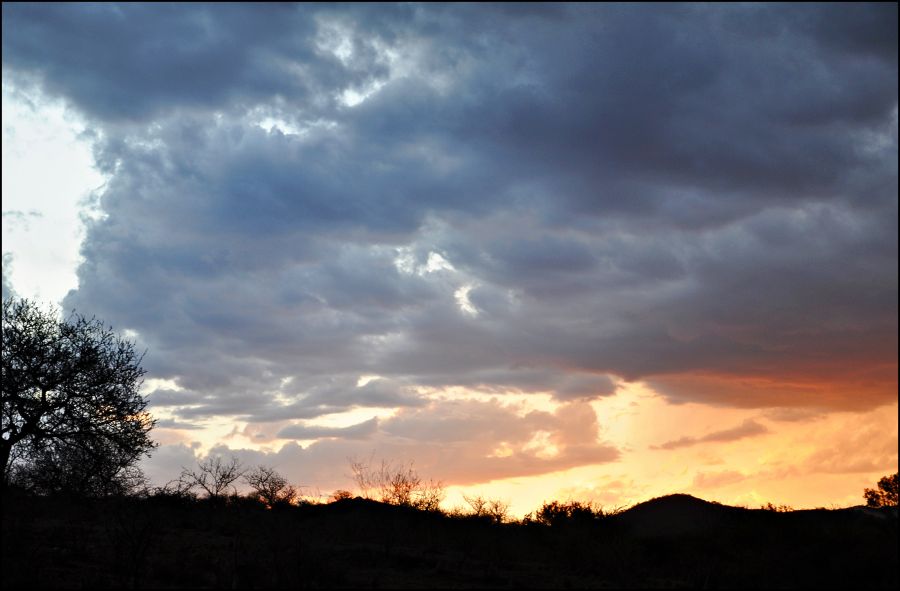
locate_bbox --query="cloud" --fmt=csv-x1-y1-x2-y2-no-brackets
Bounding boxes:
647,368,897,411
653,419,769,450
2,209,43,232
762,408,827,423
144,399,620,490
1,3,894,442
145,375,427,424
800,411,899,475
277,417,378,440
2,3,354,123
154,418,204,431
1,253,15,301
552,374,618,402
140,442,202,488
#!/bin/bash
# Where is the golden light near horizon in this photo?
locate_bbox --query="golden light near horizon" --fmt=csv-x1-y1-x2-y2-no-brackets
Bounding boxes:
142,373,898,516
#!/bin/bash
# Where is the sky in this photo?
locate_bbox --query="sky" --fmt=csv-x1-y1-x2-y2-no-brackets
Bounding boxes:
1,2,897,515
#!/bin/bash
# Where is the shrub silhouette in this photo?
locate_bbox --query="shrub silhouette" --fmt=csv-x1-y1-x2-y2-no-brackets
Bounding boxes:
864,472,899,508
760,502,793,512
462,493,510,524
348,456,444,511
525,499,607,526
243,465,297,508
330,489,353,502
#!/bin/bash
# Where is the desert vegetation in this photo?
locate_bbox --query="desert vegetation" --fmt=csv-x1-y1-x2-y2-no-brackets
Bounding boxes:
2,453,898,589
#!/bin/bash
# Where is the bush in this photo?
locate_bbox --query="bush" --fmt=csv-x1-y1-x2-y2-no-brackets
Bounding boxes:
348,456,444,511
462,493,510,524
330,489,353,502
760,502,793,512
525,499,607,526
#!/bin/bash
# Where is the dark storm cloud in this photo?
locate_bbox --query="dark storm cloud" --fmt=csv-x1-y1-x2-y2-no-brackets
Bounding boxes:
1,3,358,122
3,3,895,426
776,3,898,64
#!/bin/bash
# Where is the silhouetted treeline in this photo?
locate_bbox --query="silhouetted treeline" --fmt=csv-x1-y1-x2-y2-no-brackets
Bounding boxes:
2,487,896,589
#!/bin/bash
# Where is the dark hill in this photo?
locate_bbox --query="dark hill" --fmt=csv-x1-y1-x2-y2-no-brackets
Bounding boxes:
614,493,743,537
2,490,897,589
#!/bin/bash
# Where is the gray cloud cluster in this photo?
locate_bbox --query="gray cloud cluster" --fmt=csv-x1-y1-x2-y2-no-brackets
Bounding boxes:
3,3,896,442
277,417,378,441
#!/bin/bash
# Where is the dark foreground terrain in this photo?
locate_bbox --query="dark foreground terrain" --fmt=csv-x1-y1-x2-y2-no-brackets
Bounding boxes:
2,491,897,589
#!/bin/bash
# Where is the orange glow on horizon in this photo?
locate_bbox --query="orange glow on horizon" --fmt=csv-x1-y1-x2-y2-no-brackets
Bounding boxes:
144,379,898,519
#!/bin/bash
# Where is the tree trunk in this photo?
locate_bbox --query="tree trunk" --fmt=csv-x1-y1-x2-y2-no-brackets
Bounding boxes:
0,438,12,494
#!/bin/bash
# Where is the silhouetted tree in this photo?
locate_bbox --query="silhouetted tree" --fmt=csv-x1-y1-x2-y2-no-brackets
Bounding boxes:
244,465,297,508
864,472,899,507
179,455,245,500
1,298,155,495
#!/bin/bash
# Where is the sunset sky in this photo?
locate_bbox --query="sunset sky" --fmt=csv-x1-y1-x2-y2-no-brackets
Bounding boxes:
2,3,897,516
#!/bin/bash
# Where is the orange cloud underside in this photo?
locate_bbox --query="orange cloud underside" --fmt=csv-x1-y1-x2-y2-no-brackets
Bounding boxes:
646,364,898,410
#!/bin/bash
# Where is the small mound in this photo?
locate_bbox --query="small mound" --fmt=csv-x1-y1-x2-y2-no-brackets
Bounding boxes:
303,496,401,516
615,494,743,538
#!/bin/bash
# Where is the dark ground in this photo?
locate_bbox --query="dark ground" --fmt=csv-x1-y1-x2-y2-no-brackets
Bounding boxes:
2,491,897,589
